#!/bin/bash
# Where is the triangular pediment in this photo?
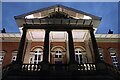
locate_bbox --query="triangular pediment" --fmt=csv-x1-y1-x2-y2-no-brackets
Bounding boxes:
15,5,101,20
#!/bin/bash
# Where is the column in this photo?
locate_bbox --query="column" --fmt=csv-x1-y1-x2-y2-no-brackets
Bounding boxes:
41,30,50,71
67,30,76,64
16,27,27,63
89,29,101,63
43,30,50,63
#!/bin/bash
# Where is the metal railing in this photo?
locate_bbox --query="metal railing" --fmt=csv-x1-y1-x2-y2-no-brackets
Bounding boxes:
77,63,96,71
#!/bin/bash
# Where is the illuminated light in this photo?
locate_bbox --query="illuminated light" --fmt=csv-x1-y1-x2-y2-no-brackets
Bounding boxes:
25,14,34,19
83,15,92,19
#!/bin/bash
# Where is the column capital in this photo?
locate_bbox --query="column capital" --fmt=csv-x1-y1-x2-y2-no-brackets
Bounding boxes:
88,27,94,31
22,27,27,31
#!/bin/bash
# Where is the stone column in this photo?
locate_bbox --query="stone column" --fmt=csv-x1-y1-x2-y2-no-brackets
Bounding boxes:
89,28,106,70
16,27,27,63
43,30,50,63
67,30,78,70
67,30,76,64
89,29,101,63
41,30,50,70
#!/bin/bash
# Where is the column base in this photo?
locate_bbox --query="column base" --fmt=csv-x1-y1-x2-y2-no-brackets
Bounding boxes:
96,62,106,70
9,61,23,71
68,63,78,71
41,61,49,71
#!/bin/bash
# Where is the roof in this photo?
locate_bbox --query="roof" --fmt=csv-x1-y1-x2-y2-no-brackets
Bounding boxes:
15,4,102,20
14,4,102,31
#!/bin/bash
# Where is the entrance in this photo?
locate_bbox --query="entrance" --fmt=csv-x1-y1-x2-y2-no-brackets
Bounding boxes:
55,61,62,64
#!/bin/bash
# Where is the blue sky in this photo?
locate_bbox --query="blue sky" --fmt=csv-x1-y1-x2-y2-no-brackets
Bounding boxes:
1,2,119,34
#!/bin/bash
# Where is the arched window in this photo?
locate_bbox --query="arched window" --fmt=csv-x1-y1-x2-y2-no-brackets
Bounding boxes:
75,48,87,64
12,51,18,61
54,48,62,58
0,50,6,64
98,48,104,61
108,48,119,67
33,48,43,64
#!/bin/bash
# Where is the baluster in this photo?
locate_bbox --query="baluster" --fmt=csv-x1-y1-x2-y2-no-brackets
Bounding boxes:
83,64,85,70
86,63,89,71
33,64,36,71
91,64,93,70
89,64,91,70
29,64,32,71
38,64,40,71
87,64,89,70
22,65,25,71
35,64,37,71
26,65,28,71
31,64,35,71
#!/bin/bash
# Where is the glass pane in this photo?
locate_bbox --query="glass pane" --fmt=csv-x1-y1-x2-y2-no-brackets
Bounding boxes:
55,55,57,58
35,51,37,53
34,55,37,60
56,51,58,53
59,51,62,53
79,51,81,53
80,55,82,62
59,55,62,58
38,55,41,60
75,51,78,53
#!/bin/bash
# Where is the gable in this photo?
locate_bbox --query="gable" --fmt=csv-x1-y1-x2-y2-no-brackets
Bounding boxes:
15,5,101,20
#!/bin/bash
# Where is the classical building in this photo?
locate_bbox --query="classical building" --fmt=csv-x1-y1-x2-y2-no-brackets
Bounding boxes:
1,5,120,80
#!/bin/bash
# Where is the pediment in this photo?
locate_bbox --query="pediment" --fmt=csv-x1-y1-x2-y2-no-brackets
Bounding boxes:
15,5,101,20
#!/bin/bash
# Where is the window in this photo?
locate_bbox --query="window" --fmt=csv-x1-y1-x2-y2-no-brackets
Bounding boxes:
29,57,33,64
55,48,62,58
110,52,119,67
98,48,104,61
75,48,87,64
33,48,43,64
75,48,82,64
12,56,16,61
0,51,6,64
0,56,4,63
12,51,17,61
109,48,119,67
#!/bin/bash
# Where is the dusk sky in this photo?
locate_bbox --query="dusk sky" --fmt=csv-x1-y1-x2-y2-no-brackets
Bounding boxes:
2,2,119,34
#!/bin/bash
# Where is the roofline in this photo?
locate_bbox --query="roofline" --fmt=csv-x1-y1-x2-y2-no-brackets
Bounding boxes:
14,4,102,20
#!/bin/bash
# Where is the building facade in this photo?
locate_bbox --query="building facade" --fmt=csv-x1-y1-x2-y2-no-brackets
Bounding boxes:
1,5,120,68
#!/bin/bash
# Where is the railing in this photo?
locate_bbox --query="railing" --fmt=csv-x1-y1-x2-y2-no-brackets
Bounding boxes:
21,63,97,71
2,62,120,80
77,63,96,71
22,64,41,71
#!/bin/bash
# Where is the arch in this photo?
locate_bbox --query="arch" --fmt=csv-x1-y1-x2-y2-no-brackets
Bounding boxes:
0,50,7,54
74,46,85,51
31,46,43,52
51,45,66,52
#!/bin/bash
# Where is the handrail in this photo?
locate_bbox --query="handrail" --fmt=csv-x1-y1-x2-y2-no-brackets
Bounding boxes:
22,63,97,71
22,64,41,71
